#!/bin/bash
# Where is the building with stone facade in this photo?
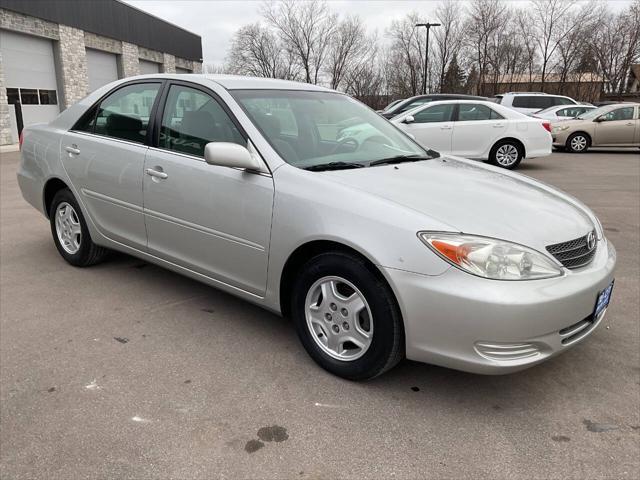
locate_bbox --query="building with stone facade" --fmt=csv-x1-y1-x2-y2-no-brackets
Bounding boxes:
0,0,203,145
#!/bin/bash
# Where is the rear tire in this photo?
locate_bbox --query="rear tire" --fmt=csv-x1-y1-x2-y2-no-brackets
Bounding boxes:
566,132,590,153
49,189,108,267
291,251,404,380
489,140,523,169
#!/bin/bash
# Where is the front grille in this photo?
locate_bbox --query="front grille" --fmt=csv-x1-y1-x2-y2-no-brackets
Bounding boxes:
546,231,597,269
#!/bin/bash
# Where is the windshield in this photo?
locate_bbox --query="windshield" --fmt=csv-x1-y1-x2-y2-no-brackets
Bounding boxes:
577,106,610,120
232,90,431,169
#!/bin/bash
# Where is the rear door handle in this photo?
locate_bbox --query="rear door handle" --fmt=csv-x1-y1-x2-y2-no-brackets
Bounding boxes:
493,123,505,128
145,168,168,179
626,122,634,126
65,145,80,155
440,125,452,130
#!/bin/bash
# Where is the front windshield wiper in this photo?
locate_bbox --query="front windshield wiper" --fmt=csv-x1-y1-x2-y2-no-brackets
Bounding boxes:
369,152,437,167
304,161,366,171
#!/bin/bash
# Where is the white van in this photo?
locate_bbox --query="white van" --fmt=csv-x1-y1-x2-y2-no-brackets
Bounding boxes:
493,92,578,115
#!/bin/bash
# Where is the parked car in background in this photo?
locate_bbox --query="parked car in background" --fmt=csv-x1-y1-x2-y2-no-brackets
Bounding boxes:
380,93,488,119
378,98,403,113
552,103,640,152
493,92,579,115
17,74,615,380
531,104,596,121
392,100,552,169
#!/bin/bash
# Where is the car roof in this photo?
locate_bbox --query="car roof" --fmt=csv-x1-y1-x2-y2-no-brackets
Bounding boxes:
121,73,335,92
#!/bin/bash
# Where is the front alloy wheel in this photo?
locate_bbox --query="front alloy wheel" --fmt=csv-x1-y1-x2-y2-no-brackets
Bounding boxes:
305,276,373,361
567,133,589,153
292,251,404,380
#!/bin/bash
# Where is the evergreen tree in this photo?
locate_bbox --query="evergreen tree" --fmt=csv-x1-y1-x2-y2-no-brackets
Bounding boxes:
442,54,466,93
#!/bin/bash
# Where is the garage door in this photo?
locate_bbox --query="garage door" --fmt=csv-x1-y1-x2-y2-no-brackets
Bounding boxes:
139,60,160,75
86,48,119,91
0,29,60,142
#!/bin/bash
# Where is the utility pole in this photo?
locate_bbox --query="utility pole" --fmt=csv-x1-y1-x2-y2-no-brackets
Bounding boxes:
415,22,440,95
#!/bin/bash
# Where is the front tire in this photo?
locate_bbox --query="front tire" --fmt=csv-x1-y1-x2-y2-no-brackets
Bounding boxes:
566,132,589,153
291,251,404,380
49,189,108,267
489,140,523,169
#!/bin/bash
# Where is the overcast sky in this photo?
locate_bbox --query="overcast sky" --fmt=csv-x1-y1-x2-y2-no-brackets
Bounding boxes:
123,0,633,66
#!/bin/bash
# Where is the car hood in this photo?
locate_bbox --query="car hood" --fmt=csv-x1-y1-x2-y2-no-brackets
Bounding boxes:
322,156,595,253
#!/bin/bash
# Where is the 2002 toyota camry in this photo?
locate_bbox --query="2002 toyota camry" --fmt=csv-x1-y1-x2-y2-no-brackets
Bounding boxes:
17,75,616,380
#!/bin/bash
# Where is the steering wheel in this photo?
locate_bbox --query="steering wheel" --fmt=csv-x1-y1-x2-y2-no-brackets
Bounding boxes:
330,137,359,155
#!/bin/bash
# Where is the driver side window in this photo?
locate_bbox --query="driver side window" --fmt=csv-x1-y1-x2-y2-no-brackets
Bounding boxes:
600,107,634,122
159,84,245,158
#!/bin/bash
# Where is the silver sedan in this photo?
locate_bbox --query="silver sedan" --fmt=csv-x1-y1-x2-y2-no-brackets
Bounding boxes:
17,74,616,380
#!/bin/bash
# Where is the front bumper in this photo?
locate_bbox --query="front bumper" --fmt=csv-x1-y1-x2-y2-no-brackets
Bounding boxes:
384,239,616,374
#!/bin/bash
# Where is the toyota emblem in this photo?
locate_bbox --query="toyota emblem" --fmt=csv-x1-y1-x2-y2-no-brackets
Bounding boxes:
587,231,596,250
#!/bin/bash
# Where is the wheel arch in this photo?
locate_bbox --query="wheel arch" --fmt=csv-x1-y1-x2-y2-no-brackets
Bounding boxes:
43,177,71,219
491,137,526,158
278,239,397,320
567,131,592,146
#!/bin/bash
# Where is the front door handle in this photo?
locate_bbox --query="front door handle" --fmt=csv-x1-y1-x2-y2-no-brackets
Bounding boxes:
145,168,168,179
625,122,634,126
440,125,452,130
65,145,80,155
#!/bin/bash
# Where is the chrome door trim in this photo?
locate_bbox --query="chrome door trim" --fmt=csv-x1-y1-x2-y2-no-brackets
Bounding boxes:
80,188,144,213
143,207,266,251
68,130,149,149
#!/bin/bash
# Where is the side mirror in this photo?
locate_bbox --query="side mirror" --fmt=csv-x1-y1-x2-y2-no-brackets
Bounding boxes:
593,116,604,123
403,115,415,124
204,142,261,171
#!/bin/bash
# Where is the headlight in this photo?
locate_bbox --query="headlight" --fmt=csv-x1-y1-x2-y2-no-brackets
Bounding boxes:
552,125,570,132
418,232,563,280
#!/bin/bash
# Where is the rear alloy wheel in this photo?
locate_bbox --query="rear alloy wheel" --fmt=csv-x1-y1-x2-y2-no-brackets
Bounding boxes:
490,140,523,169
566,132,589,153
292,251,404,380
49,189,108,267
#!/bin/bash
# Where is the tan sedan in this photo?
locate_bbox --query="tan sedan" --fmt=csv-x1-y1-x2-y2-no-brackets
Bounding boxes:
552,103,639,152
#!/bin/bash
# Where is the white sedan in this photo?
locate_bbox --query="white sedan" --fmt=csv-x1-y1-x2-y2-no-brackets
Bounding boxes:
531,104,596,121
391,100,552,169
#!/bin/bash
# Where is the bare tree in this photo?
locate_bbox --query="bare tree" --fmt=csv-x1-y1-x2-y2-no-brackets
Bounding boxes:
465,0,507,95
261,0,337,84
326,15,368,90
530,0,584,88
590,0,640,95
226,23,298,79
385,12,425,97
433,0,463,92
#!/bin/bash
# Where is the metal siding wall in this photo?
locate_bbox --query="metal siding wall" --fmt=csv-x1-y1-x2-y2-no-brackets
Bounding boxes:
0,0,202,61
86,48,118,92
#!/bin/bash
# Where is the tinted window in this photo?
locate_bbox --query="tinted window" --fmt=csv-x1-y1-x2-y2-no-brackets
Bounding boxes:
600,107,635,122
512,96,553,109
457,103,503,121
39,90,57,105
553,97,575,105
88,83,160,143
20,89,39,104
399,98,431,113
413,104,455,123
159,84,245,157
6,88,19,105
557,107,586,117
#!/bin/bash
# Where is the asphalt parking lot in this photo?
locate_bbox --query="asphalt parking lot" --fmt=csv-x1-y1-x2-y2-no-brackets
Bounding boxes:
1,149,639,479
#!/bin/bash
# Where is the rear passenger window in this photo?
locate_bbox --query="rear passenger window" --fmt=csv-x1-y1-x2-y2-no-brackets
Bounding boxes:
78,83,160,143
512,96,553,109
457,103,503,121
159,84,245,157
553,97,574,105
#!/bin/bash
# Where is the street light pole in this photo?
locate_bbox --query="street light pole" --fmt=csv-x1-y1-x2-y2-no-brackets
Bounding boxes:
415,22,440,95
